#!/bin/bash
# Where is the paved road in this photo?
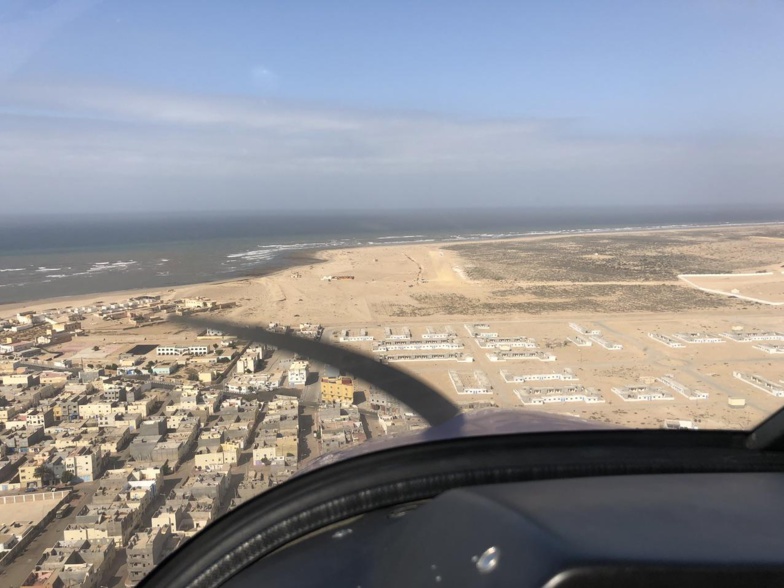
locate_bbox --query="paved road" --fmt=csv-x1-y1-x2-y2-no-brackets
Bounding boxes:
101,443,200,588
298,406,321,467
300,369,323,405
360,411,385,440
104,548,128,588
0,482,99,588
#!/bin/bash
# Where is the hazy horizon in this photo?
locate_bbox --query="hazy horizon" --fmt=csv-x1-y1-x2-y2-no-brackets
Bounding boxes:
2,1,784,213
3,201,784,220
1,205,782,304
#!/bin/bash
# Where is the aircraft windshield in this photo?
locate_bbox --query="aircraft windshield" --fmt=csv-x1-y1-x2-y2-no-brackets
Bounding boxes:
1,2,784,586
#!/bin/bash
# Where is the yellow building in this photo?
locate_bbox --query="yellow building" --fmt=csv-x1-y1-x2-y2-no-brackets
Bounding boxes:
0,407,19,421
39,371,70,385
64,525,111,543
78,402,116,418
320,376,354,404
221,439,244,454
19,464,42,488
194,445,239,468
2,373,36,387
198,370,217,384
0,359,18,375
129,398,154,418
275,436,298,460
252,443,277,465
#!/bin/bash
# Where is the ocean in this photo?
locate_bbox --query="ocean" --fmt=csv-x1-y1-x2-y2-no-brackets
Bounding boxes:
1,206,782,305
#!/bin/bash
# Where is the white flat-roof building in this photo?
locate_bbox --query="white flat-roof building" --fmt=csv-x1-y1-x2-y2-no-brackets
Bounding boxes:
382,353,472,363
0,341,34,354
474,337,536,350
384,327,411,341
733,372,784,397
648,333,686,348
657,376,708,400
157,345,209,356
448,370,492,395
754,344,784,355
487,351,556,362
672,333,724,344
464,323,491,332
339,329,374,342
663,419,697,430
422,326,456,340
422,333,451,340
475,332,500,339
287,361,309,386
514,385,604,405
722,331,784,342
611,386,674,402
373,341,463,352
501,369,577,383
589,336,623,350
569,323,601,336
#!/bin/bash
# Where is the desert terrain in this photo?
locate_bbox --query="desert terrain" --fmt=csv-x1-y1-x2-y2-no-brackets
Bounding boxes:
3,224,783,431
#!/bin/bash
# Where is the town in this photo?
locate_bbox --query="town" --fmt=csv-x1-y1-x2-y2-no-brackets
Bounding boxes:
0,296,428,587
0,293,783,586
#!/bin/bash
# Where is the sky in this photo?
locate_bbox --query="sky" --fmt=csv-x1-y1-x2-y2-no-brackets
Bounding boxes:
1,0,783,213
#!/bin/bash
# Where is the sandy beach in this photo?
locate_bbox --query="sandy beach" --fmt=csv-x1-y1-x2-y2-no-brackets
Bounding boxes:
3,222,782,325
2,222,784,437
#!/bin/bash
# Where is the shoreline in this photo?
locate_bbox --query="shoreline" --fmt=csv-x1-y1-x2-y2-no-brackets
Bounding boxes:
1,220,781,315
0,249,328,313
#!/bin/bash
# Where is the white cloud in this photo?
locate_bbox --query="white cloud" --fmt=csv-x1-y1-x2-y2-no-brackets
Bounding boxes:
0,83,783,212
